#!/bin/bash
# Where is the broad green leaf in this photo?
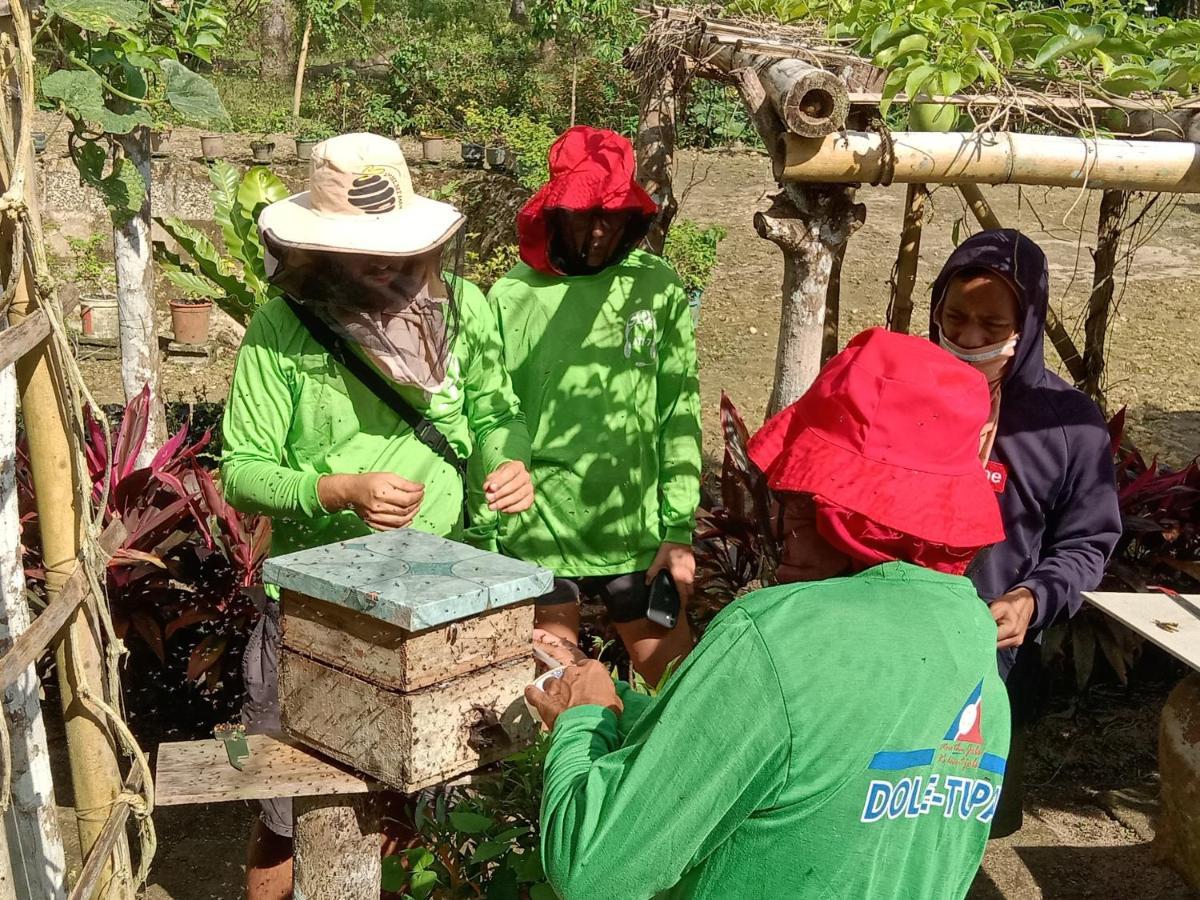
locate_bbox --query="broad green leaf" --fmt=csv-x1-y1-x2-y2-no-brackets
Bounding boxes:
1152,22,1200,51
161,268,223,299
895,34,929,58
1021,12,1070,35
160,59,231,129
879,66,908,117
41,70,150,135
1033,24,1105,68
904,63,937,101
358,0,376,22
471,841,509,864
404,847,435,870
940,70,963,96
1097,36,1151,59
237,166,290,218
380,855,406,894
448,811,494,834
1161,63,1200,92
1101,64,1161,96
46,0,147,32
410,869,437,900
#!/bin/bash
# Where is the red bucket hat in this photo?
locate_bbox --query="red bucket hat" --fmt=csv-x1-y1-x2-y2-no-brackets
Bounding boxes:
748,327,1005,549
517,126,658,274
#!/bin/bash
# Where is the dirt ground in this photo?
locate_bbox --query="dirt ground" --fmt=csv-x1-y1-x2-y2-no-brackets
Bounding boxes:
45,145,1200,897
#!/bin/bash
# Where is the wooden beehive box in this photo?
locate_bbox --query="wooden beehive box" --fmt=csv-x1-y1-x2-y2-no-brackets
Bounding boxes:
263,529,553,793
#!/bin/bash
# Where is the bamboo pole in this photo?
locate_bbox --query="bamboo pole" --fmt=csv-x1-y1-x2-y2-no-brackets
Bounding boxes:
956,183,1089,387
1084,190,1127,406
0,5,133,895
700,44,848,138
889,183,927,334
292,15,313,122
782,130,1200,192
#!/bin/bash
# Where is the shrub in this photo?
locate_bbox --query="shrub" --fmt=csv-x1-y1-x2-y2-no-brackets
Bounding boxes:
663,219,728,298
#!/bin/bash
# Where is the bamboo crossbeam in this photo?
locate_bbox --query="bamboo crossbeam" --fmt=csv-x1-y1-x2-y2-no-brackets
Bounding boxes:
847,91,1200,113
67,764,143,900
0,521,124,693
782,131,1200,192
0,291,80,370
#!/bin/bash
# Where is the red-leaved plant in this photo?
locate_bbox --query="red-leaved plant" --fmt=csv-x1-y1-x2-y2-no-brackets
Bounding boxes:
19,386,269,689
692,393,779,625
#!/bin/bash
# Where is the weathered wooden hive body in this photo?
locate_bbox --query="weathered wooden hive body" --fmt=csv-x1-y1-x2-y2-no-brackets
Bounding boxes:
263,529,552,793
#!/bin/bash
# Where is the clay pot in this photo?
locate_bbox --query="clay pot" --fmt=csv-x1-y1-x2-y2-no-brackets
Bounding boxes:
200,134,225,162
80,294,118,338
485,145,507,170
170,299,212,345
421,135,446,163
251,141,276,163
151,129,172,158
295,138,318,161
461,142,485,168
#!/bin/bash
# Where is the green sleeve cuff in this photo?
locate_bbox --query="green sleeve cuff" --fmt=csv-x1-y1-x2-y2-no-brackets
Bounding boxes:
299,472,328,518
662,525,695,546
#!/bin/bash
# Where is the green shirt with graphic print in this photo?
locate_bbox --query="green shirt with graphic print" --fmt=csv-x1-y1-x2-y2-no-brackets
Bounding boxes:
481,248,702,577
220,278,530,558
540,562,1011,900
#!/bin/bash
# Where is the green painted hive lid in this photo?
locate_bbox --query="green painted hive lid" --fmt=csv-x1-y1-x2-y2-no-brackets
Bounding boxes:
262,529,553,632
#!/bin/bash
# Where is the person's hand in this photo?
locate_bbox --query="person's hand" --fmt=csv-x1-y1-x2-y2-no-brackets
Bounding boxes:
318,472,424,531
484,461,534,514
524,660,622,731
646,541,695,607
992,587,1037,649
533,628,588,670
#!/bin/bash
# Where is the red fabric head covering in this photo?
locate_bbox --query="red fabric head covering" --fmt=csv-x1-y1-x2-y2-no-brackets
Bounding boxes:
750,328,1005,573
517,126,658,274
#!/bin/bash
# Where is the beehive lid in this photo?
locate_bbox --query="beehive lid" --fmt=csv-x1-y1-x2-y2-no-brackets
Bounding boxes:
263,530,553,632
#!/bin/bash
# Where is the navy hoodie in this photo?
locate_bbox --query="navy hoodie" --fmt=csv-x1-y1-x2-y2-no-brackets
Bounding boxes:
930,230,1121,677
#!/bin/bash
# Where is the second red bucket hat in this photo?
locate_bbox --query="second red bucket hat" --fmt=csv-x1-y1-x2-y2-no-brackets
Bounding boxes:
749,327,1005,549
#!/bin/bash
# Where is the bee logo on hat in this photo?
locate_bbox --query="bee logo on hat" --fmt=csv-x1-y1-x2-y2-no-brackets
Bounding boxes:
348,165,404,214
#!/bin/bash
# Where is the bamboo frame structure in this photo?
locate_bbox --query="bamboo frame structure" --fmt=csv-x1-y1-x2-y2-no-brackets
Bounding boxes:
781,130,1200,192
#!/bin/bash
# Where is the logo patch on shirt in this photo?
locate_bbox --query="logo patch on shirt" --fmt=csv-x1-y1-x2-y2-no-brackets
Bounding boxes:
859,682,1007,824
985,460,1008,494
623,309,658,367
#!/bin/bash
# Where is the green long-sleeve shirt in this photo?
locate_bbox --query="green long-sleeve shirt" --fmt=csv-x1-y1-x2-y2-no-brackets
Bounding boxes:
482,249,702,576
540,562,1011,900
220,279,530,557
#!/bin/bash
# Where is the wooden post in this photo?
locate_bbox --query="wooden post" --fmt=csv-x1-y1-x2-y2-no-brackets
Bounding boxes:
635,56,680,254
293,796,381,900
889,183,928,334
0,367,67,899
1084,190,1127,407
0,2,134,894
730,66,863,416
956,183,1089,388
292,15,313,122
113,128,165,466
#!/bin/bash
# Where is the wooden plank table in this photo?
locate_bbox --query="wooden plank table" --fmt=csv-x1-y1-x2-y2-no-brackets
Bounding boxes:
1083,591,1200,671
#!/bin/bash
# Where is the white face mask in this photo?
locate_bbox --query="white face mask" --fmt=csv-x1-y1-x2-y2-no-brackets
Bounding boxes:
939,332,1019,387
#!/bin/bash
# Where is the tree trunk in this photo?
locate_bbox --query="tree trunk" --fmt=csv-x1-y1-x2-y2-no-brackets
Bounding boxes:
292,16,313,123
758,184,865,417
1084,190,1127,407
0,367,65,900
570,54,578,128
293,796,381,899
635,59,680,254
888,183,928,334
113,129,165,465
259,0,294,82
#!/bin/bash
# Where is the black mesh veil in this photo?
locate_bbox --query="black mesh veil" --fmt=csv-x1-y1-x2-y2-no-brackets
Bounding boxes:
262,228,467,391
545,208,652,277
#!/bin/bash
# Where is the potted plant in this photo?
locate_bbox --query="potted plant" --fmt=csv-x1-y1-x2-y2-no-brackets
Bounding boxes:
250,133,276,163
663,220,728,326
150,104,174,157
458,104,493,169
485,144,509,170
32,131,47,155
200,133,225,162
169,293,214,345
294,121,332,162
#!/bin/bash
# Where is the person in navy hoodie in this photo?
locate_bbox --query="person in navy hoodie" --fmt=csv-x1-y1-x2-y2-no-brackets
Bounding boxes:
929,229,1121,836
